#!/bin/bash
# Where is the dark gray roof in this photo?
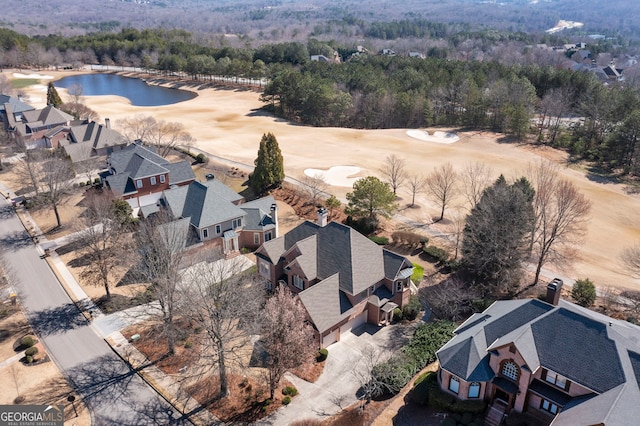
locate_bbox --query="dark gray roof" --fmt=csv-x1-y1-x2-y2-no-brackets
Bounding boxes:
125,153,167,179
265,221,395,295
531,308,625,394
69,121,127,150
437,298,640,425
162,181,246,229
383,249,413,281
21,105,73,127
108,143,166,174
297,273,355,333
105,173,135,196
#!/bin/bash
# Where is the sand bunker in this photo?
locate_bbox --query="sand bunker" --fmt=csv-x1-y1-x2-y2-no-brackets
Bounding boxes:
304,166,362,187
407,130,460,144
13,72,54,79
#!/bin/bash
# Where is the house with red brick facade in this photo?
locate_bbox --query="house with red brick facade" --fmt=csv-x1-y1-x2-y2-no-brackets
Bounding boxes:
254,208,414,347
436,280,640,425
102,142,195,209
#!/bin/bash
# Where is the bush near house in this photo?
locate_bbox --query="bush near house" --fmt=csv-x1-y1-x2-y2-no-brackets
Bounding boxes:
282,386,298,397
25,347,38,357
19,336,35,349
371,321,455,395
402,295,422,321
411,372,486,416
423,245,449,263
316,348,328,362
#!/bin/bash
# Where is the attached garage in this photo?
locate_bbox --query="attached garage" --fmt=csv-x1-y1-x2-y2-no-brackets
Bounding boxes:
322,329,339,347
340,311,367,336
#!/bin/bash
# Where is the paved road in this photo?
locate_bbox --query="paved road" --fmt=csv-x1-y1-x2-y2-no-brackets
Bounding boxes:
0,198,184,425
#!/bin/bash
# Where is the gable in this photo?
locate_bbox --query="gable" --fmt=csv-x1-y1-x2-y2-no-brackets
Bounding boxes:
484,299,553,347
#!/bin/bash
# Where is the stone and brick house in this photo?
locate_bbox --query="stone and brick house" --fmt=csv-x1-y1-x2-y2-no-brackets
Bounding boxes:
255,208,414,347
436,279,640,425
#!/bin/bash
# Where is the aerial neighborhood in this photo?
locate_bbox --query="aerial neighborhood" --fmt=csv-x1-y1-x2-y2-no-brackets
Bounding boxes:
1,1,640,425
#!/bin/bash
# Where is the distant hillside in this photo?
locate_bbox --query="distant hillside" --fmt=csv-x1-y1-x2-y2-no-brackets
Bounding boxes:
0,0,637,41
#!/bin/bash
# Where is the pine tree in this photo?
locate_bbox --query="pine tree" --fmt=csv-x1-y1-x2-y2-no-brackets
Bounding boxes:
249,132,284,194
46,82,63,107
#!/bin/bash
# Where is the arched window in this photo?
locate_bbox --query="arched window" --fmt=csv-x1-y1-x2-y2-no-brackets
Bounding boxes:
502,361,519,381
468,382,481,398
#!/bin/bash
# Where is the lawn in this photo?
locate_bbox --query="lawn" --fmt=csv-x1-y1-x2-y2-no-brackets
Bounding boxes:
412,263,424,283
12,78,40,89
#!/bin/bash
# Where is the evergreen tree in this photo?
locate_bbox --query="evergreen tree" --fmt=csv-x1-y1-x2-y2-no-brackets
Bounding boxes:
249,132,285,194
46,82,63,107
461,175,534,295
345,176,397,232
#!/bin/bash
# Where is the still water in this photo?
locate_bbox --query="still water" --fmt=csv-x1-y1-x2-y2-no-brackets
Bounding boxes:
55,73,196,106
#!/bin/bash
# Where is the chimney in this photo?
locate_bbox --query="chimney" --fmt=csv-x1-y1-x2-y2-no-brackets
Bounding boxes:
546,278,563,306
105,118,111,129
270,203,278,238
317,207,328,227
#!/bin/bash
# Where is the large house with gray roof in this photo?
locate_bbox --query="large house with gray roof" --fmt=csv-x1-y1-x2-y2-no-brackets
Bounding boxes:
10,105,74,149
102,142,195,209
436,280,640,425
255,208,414,347
54,119,128,163
148,179,278,257
0,94,35,130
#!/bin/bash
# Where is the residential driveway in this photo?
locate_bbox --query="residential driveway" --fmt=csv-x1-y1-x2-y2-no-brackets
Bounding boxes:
259,322,417,425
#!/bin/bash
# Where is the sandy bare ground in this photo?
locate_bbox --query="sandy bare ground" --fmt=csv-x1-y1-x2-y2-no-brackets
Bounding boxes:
8,69,640,291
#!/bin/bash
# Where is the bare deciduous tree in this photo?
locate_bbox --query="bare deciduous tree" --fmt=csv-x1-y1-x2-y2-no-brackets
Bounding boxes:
14,149,46,195
300,173,328,206
527,160,591,286
621,244,640,278
262,285,315,399
73,192,131,300
460,161,493,210
380,154,407,196
425,162,458,221
419,276,470,321
119,114,195,157
407,174,426,207
182,256,264,398
134,211,187,355
41,156,75,227
351,343,387,409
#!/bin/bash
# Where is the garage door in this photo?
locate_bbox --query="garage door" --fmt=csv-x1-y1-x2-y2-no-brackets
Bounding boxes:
322,329,338,347
340,311,367,336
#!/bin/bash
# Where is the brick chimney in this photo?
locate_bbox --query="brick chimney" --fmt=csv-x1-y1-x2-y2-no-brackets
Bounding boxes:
317,207,328,227
270,203,278,238
105,118,111,129
546,278,563,306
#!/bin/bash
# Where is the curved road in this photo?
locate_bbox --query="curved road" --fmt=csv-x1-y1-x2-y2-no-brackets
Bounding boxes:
0,198,184,425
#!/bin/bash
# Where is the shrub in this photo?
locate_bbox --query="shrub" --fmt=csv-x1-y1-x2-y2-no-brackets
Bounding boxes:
368,236,389,245
282,386,298,397
79,181,85,187
25,355,33,364
86,180,91,186
282,396,292,405
20,336,35,348
402,295,422,321
184,341,193,349
93,177,101,184
423,245,448,263
392,307,403,322
25,347,38,357
571,278,596,307
409,371,435,404
316,348,328,362
391,231,424,247
195,153,208,164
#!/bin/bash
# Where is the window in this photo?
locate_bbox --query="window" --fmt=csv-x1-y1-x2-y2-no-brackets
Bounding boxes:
150,176,157,185
254,233,260,245
136,179,143,189
233,218,242,229
448,376,460,394
544,370,568,390
215,224,221,235
468,382,480,398
265,232,272,242
259,260,270,278
501,361,519,381
293,275,304,290
203,229,208,239
370,285,376,294
159,174,165,183
396,281,403,292
540,399,558,415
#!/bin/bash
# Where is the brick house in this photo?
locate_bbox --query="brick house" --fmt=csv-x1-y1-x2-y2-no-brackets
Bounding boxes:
102,142,195,209
436,280,640,425
254,208,414,347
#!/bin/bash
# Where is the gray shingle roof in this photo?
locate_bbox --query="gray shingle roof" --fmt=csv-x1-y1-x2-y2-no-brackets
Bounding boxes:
383,249,412,280
437,298,640,424
69,121,127,150
165,161,196,185
108,143,165,174
22,105,73,127
162,181,246,229
297,273,355,333
240,196,277,232
0,95,34,114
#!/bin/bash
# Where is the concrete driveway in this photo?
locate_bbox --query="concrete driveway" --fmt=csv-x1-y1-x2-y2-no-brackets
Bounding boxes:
260,322,417,425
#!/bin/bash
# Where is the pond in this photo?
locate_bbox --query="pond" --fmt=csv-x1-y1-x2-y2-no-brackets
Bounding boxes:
54,73,197,107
